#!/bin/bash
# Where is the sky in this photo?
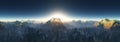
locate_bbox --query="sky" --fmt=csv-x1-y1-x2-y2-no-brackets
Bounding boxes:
0,0,120,20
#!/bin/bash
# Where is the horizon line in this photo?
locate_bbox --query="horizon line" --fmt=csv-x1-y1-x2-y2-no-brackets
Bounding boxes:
0,18,120,22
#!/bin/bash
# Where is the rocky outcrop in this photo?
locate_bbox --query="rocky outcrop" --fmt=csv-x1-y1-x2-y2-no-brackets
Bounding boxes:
95,19,120,30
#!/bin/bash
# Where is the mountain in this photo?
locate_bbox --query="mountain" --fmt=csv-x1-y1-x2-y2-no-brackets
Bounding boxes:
0,22,5,30
64,20,97,29
0,19,120,42
42,18,66,31
95,19,120,29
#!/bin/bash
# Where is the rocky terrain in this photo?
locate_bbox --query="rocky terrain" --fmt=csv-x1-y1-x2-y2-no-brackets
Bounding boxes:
0,18,120,42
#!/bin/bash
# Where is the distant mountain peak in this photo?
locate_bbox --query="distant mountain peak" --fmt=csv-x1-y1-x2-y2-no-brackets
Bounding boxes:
50,18,61,22
47,18,63,26
43,18,66,30
95,19,120,30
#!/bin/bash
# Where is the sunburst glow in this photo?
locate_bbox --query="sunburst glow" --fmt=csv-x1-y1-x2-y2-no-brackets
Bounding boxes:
49,10,72,22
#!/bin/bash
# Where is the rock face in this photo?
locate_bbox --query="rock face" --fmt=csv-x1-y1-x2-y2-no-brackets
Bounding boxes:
101,19,115,29
42,18,67,42
95,19,120,30
43,18,66,31
49,18,63,26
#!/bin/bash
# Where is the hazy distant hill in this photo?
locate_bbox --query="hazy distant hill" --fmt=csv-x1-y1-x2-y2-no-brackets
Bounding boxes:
64,20,97,29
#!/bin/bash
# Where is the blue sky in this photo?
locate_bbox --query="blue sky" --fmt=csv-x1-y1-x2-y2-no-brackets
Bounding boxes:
0,0,120,20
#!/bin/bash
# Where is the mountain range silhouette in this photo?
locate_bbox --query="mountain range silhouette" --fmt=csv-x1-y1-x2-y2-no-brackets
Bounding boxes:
0,18,120,42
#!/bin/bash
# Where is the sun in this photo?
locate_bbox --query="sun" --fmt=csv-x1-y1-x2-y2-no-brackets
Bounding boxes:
51,14,66,19
49,10,72,22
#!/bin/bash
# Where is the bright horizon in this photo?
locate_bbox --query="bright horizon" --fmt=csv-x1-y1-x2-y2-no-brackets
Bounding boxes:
0,10,119,22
